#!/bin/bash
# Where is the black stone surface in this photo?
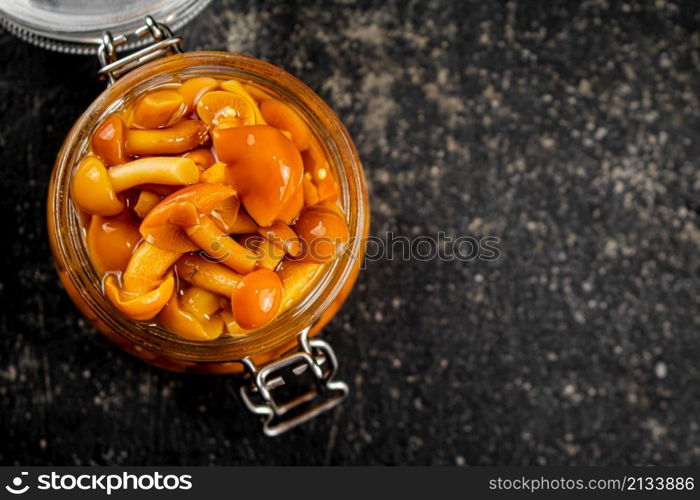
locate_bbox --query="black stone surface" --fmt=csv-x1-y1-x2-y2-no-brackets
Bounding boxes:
1,0,700,465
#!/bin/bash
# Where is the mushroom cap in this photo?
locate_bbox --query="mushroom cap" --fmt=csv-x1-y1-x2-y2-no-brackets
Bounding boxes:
72,155,124,216
212,125,303,227
196,90,256,128
230,268,283,330
87,212,141,274
104,271,174,321
140,183,239,252
91,114,126,166
132,89,186,129
260,98,311,151
293,205,350,263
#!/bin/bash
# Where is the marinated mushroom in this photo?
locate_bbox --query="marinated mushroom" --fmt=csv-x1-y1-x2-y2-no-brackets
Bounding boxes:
107,157,200,192
125,120,209,156
91,115,126,166
104,271,175,321
231,269,283,330
212,125,303,226
175,254,242,297
131,89,186,129
72,156,123,216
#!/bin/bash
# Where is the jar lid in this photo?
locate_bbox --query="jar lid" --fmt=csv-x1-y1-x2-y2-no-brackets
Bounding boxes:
0,0,211,55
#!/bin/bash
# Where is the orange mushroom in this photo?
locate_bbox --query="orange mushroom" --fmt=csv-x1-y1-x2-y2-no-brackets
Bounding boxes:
72,155,124,216
133,191,162,219
212,125,303,226
159,288,224,340
276,259,323,311
256,221,301,257
302,172,320,205
183,148,216,170
220,80,266,124
231,269,283,329
260,98,311,150
302,137,338,201
185,215,257,274
108,157,199,192
293,205,349,263
175,254,242,297
87,212,141,274
196,90,256,129
125,119,209,156
78,75,354,341
91,114,126,166
179,76,219,112
140,183,239,252
131,89,186,129
122,242,182,295
104,271,174,321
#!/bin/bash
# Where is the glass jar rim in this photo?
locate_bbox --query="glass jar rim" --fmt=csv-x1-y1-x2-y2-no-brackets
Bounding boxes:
48,51,368,363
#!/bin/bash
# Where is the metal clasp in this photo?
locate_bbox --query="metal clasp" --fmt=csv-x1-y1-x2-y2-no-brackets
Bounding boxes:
97,16,183,85
240,328,349,436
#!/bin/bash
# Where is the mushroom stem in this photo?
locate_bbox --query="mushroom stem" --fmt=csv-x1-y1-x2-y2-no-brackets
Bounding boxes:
133,191,162,219
181,287,222,320
276,260,323,312
228,210,257,234
122,242,183,295
185,215,258,275
108,157,199,192
125,120,208,156
175,255,242,297
104,272,174,321
255,236,285,271
256,221,302,257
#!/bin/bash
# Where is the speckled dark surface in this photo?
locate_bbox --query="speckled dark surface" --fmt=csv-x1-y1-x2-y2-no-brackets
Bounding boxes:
1,0,700,466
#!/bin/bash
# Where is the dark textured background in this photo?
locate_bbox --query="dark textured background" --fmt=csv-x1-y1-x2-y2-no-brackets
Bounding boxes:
1,0,700,465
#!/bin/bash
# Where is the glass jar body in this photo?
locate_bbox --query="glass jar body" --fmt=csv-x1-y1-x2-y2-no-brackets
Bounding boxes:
47,51,369,374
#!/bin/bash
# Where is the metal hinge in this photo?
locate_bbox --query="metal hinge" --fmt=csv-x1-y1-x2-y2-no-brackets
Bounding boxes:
240,328,349,437
97,16,183,85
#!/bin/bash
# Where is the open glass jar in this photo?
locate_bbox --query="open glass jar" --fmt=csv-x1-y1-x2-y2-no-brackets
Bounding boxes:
4,5,369,435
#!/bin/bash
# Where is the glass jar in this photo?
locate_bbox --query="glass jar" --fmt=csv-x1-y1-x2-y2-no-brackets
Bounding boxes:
31,15,369,434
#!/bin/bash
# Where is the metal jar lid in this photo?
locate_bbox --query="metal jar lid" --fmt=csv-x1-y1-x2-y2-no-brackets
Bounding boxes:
0,0,211,54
